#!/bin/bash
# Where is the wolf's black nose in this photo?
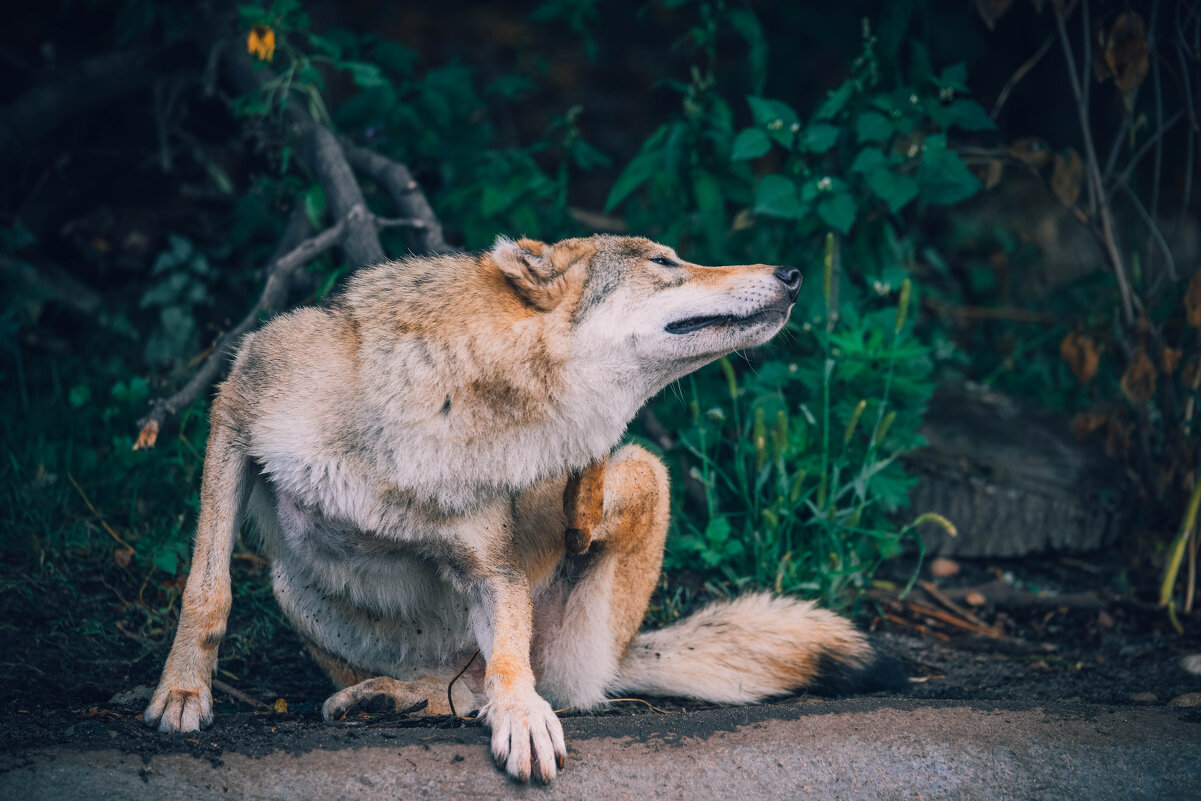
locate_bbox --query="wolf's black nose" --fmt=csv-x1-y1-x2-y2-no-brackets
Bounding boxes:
774,266,802,300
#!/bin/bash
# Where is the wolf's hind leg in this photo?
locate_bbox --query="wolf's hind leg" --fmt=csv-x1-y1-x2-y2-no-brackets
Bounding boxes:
321,676,463,721
532,444,669,709
305,641,487,721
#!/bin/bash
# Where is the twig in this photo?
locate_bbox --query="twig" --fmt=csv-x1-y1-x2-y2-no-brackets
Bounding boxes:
991,35,1054,120
1052,4,1136,328
447,649,479,720
919,581,994,631
906,600,1008,639
607,698,670,714
1108,109,1186,193
134,209,354,449
67,472,135,551
883,612,951,642
212,678,271,710
1117,184,1177,282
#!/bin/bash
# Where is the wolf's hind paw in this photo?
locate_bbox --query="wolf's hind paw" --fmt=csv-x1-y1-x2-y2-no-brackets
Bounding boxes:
321,677,429,723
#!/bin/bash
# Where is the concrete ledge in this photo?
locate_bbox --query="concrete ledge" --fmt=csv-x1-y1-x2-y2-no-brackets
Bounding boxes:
2,700,1199,800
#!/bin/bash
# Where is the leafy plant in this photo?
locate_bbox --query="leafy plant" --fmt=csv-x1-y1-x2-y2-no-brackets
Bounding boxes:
606,5,985,606
657,236,947,608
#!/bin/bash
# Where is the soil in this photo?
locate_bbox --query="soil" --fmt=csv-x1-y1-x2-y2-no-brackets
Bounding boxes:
2,550,1199,763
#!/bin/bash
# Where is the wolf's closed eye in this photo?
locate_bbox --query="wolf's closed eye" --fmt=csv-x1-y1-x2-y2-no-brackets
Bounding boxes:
648,256,678,267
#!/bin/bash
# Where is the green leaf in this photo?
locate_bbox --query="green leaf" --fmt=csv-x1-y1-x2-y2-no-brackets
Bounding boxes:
153,548,179,576
340,61,387,89
865,168,919,213
817,192,858,233
308,33,343,59
727,8,768,95
747,96,798,128
816,80,854,120
753,175,805,219
705,517,731,545
798,123,840,153
693,170,726,240
850,147,887,173
937,62,969,93
947,99,995,131
69,384,91,408
917,148,982,205
605,148,661,211
303,184,326,228
856,111,893,143
747,96,799,146
731,128,772,160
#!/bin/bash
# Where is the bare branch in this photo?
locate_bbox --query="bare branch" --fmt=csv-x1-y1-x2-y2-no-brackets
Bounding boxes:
341,141,454,255
0,253,104,320
134,208,354,450
1053,4,1136,326
991,35,1053,120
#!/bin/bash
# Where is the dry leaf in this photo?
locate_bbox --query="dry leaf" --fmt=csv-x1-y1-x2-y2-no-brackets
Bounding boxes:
1120,348,1157,404
1186,271,1201,327
273,698,288,714
114,547,134,567
1060,331,1099,383
1051,149,1084,208
975,0,1014,30
984,159,1004,189
1005,137,1052,169
1184,356,1201,389
1071,410,1107,441
1105,416,1133,456
1100,13,1149,102
1163,347,1182,375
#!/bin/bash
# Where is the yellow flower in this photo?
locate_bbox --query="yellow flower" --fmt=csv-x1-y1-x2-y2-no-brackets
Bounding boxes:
247,25,276,62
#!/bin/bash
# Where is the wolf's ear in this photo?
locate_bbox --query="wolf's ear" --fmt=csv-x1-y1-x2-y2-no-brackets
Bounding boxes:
490,236,588,312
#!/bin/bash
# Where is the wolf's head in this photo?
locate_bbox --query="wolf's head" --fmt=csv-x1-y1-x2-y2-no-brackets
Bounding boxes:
490,234,800,394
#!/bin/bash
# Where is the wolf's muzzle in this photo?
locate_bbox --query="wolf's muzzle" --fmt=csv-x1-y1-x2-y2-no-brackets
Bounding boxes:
774,266,802,301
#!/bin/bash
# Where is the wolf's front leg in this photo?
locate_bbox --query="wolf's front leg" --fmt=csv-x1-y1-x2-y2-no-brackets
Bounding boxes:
143,422,248,732
471,569,567,783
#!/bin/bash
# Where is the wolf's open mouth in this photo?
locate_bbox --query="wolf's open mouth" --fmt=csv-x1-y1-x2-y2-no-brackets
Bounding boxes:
664,307,785,335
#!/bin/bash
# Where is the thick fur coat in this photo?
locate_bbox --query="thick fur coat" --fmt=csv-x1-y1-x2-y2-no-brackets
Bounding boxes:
143,235,896,783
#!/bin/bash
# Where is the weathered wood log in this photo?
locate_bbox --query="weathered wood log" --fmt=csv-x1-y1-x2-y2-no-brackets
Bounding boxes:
905,382,1123,557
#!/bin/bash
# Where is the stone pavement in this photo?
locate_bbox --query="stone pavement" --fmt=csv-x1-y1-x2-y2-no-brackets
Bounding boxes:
2,699,1198,800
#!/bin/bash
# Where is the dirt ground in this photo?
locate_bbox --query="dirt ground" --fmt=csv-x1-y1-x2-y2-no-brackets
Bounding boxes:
1,549,1199,763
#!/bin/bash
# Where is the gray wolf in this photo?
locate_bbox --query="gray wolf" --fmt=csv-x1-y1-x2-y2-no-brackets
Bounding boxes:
143,235,898,782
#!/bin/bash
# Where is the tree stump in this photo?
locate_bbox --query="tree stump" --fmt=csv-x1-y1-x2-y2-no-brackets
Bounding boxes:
905,382,1123,558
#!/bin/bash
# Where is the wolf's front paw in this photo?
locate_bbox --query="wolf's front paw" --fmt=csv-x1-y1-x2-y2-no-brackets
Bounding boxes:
143,679,213,733
478,690,567,783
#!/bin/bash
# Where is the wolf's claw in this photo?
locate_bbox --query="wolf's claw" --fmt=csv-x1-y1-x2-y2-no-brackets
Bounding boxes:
478,691,566,783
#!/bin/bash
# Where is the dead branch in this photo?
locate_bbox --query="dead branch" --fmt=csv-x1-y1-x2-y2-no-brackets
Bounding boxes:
211,678,270,710
0,45,192,173
1052,4,1137,327
134,205,417,449
341,141,453,255
134,27,451,448
0,253,105,321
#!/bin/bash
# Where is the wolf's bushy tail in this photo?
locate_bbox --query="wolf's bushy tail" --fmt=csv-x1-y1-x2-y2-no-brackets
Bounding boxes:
612,593,904,703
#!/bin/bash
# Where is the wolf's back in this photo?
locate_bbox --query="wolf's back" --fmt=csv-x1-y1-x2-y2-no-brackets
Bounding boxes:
612,593,904,703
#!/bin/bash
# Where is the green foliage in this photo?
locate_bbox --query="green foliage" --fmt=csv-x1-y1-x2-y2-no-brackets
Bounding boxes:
607,17,991,262
601,6,988,606
656,242,936,608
